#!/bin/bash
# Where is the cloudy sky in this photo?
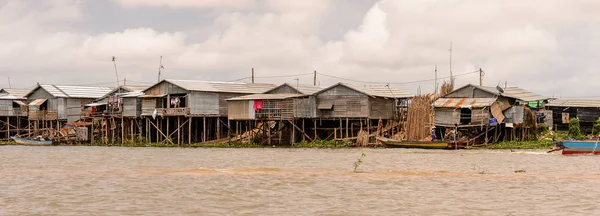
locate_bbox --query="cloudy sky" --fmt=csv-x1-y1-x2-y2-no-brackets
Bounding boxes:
0,0,598,97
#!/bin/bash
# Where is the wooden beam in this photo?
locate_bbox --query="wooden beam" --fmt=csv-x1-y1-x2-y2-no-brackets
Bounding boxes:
217,117,221,140
148,119,173,144
177,116,181,145
345,118,349,139
287,120,314,142
203,116,206,142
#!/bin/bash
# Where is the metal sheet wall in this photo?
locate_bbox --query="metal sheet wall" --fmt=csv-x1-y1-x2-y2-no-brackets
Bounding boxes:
434,108,460,125
123,98,140,117
189,92,219,115
316,85,369,118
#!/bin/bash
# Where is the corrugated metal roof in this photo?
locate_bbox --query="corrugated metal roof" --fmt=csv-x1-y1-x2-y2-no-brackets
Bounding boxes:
227,93,305,101
121,85,148,92
0,88,30,99
545,99,600,108
97,85,149,101
29,99,47,106
35,85,112,99
434,98,497,108
267,83,323,95
457,84,549,101
316,83,414,98
163,79,275,94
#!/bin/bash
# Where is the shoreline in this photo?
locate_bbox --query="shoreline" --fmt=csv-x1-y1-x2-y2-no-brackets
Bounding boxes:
0,140,553,149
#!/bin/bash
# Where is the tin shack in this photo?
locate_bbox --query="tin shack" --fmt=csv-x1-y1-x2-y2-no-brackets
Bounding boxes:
545,99,600,133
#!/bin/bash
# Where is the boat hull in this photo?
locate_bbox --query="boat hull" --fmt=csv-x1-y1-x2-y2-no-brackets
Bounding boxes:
378,137,452,149
559,141,600,155
10,136,53,145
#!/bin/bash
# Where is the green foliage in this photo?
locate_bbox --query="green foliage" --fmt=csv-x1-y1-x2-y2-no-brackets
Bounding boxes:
353,152,366,172
294,140,351,148
485,140,554,149
568,118,585,140
514,170,526,173
593,119,600,135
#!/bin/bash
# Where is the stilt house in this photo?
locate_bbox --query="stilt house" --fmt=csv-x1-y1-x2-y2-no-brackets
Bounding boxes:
24,84,112,123
0,89,29,140
86,85,147,118
140,79,275,144
545,99,600,133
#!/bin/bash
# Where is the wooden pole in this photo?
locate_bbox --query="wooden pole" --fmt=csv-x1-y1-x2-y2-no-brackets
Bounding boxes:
130,118,134,142
177,116,181,145
268,121,272,145
485,123,489,145
121,115,124,145
278,120,282,145
351,120,354,138
156,118,159,143
188,117,192,145
345,118,349,139
203,116,206,142
167,117,170,143
217,117,221,140
302,119,305,142
339,118,343,138
6,116,9,139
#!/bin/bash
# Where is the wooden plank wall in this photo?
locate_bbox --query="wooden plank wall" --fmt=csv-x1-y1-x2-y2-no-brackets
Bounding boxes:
316,85,369,118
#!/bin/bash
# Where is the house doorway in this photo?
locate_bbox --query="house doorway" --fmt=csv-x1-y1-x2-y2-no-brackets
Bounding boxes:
460,108,471,125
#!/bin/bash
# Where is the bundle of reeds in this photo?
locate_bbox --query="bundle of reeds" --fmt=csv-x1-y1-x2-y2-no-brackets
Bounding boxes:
405,94,439,141
356,130,369,147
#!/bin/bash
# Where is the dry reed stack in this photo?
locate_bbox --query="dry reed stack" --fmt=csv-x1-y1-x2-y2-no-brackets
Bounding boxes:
405,94,439,141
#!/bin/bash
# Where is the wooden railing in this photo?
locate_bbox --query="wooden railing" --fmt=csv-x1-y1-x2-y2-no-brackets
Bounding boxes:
156,107,191,116
28,110,58,120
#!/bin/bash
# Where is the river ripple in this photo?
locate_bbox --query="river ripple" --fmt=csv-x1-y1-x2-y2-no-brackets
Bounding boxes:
1,146,599,215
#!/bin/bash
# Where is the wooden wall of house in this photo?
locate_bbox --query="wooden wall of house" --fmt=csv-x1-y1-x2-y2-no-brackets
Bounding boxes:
369,97,395,119
188,92,219,115
145,82,188,95
266,85,298,94
471,108,490,124
141,98,157,116
548,106,599,132
445,86,495,98
218,93,244,116
66,98,94,122
123,98,141,117
294,97,315,118
0,99,27,116
227,100,253,120
316,85,369,119
434,108,459,125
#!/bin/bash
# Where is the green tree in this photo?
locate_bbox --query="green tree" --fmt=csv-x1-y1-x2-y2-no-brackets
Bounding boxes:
568,118,585,139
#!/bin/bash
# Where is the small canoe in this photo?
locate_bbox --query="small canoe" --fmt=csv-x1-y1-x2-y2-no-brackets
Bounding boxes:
555,140,600,155
377,137,452,149
10,136,53,145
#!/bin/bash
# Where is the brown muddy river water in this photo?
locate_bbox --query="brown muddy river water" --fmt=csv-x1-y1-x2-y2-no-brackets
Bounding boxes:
1,146,599,215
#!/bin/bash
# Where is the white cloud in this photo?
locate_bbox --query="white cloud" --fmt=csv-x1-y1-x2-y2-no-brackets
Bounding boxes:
113,0,256,9
0,0,599,98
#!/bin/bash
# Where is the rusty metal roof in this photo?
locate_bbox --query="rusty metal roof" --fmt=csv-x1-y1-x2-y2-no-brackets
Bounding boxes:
434,98,497,108
0,88,30,99
153,79,276,94
227,93,305,101
545,99,600,108
26,85,112,99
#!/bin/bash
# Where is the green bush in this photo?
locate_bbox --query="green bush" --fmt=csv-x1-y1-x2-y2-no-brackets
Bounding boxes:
568,118,585,140
593,119,600,135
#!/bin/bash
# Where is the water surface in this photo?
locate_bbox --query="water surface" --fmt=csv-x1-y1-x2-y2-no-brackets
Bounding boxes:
1,146,598,215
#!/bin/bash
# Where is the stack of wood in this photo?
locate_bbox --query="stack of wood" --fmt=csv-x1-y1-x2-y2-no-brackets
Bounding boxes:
405,94,439,141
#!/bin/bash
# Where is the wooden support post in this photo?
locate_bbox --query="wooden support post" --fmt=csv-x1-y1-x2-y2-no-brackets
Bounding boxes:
314,119,318,140
351,120,354,138
227,119,231,140
130,118,134,142
156,118,159,143
367,119,370,134
217,117,221,140
278,120,282,145
203,116,206,142
167,117,170,143
291,120,295,146
147,120,174,144
302,119,305,142
121,115,124,145
288,120,314,142
188,117,192,145
6,116,10,139
236,121,239,137
345,118,349,139
339,118,343,139
485,123,489,145
177,116,181,145
268,121,272,145
334,128,337,144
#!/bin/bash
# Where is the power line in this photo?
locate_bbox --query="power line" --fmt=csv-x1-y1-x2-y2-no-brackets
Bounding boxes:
316,70,479,85
254,73,313,79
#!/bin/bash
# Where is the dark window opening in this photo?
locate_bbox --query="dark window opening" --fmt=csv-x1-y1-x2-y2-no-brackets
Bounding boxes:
460,108,472,124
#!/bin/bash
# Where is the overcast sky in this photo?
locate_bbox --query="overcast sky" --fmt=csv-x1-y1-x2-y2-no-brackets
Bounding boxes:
0,0,598,97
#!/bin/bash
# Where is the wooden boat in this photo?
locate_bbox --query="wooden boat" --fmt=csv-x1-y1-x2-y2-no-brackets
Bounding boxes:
10,136,53,145
553,140,600,155
377,137,453,149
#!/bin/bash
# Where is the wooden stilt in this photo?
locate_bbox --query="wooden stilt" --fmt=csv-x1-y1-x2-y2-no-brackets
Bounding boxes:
268,121,272,145
121,115,124,145
130,118,134,142
177,116,181,145
351,120,354,138
203,116,206,142
278,120,282,145
6,116,10,139
217,117,221,140
313,119,317,140
167,117,170,143
345,118,349,139
302,119,305,142
156,118,159,143
188,117,192,145
290,120,295,146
